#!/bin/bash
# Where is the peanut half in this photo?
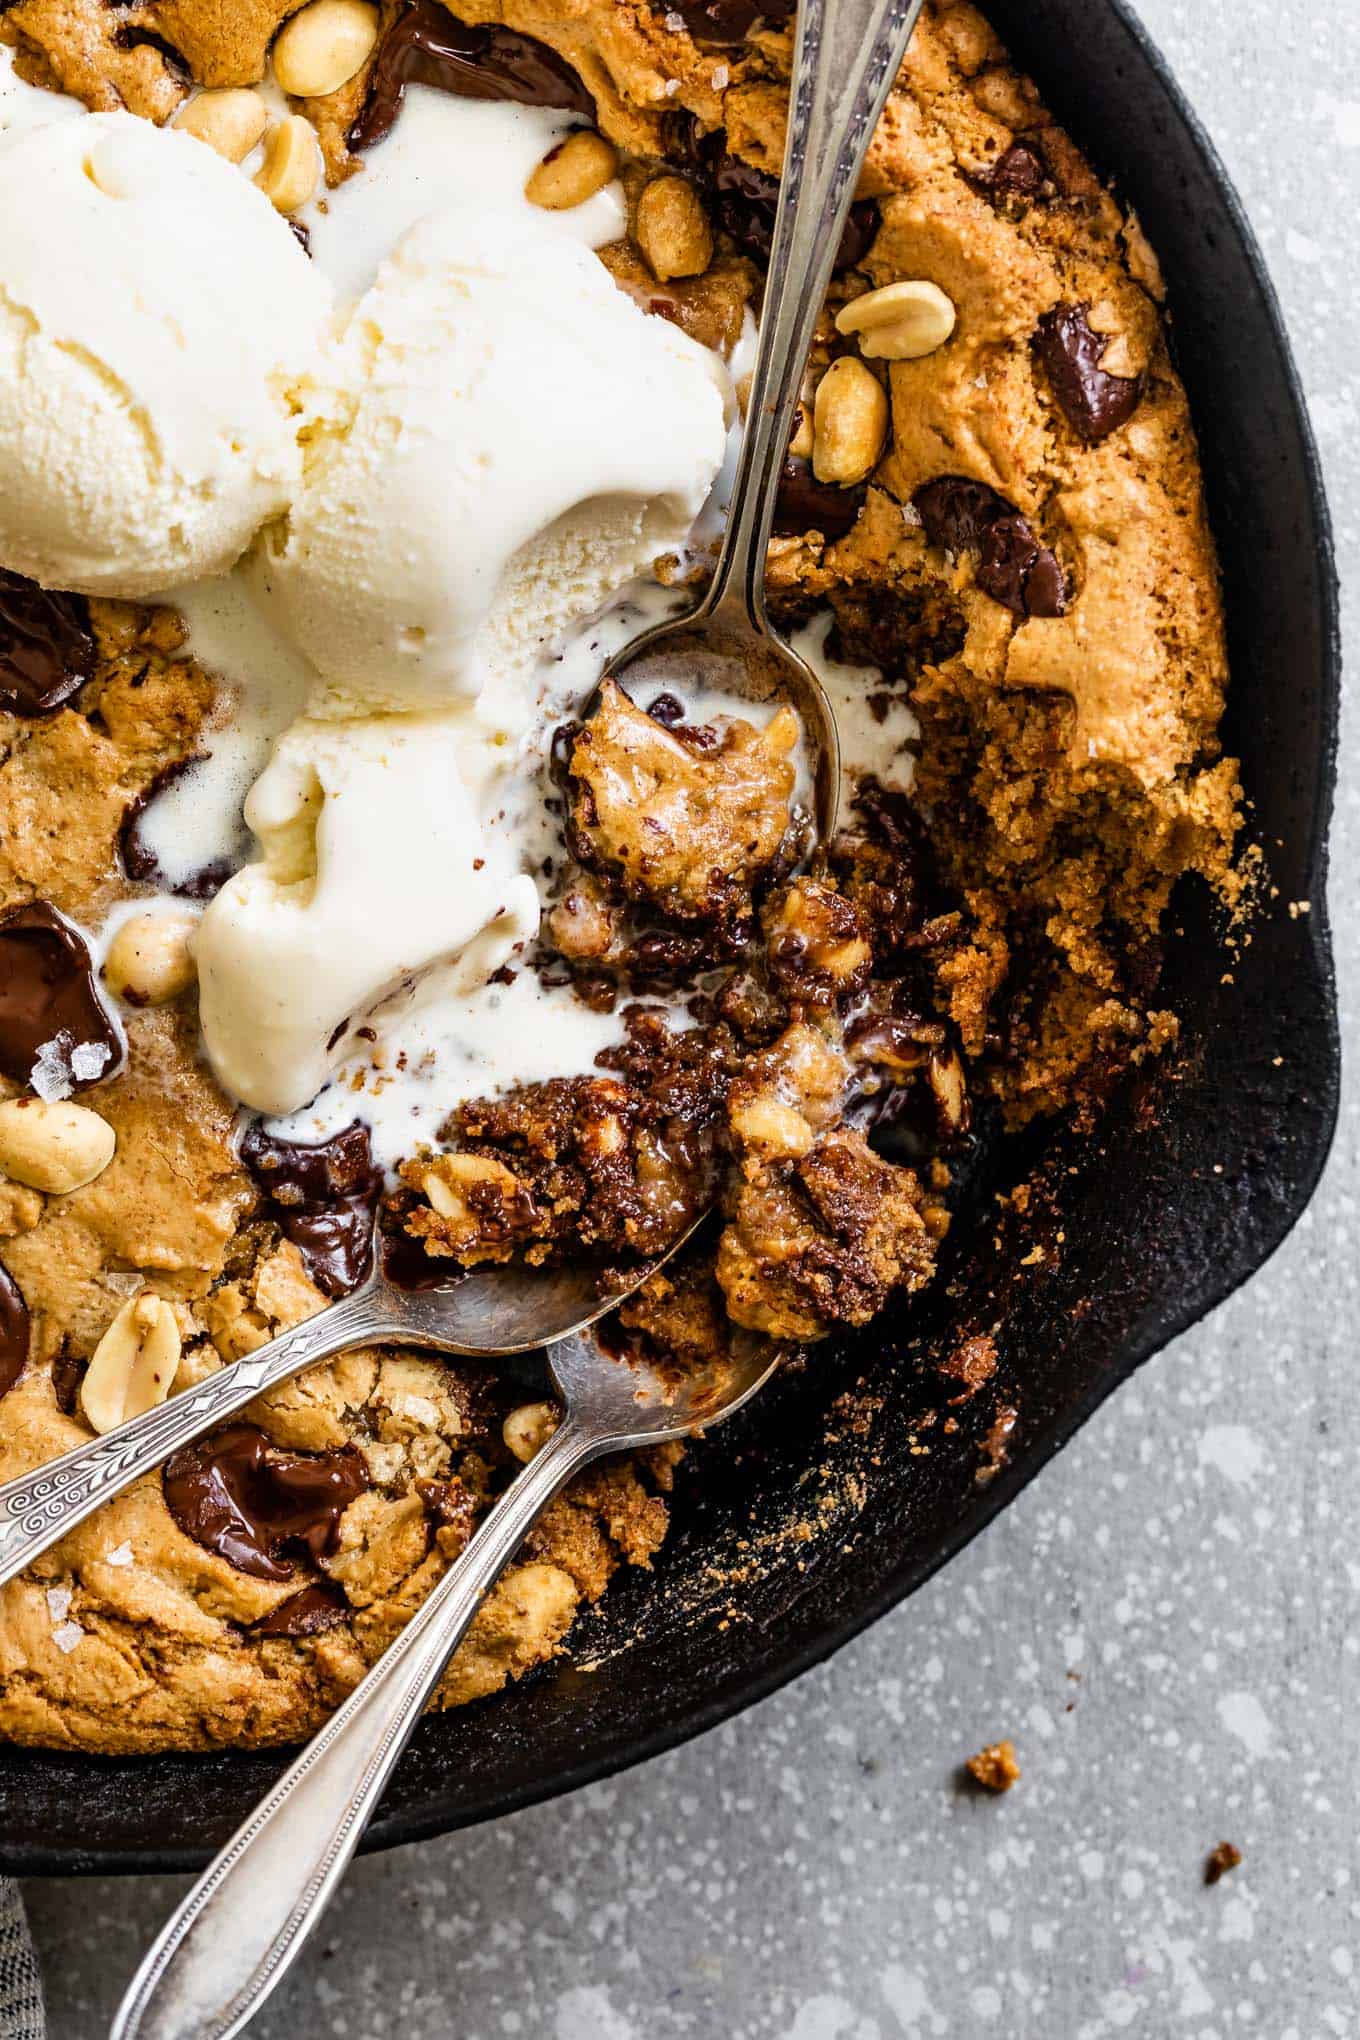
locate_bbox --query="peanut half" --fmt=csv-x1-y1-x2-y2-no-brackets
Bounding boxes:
272,0,379,99
525,129,618,211
80,1294,182,1436
635,174,713,282
812,356,888,485
834,279,957,361
255,114,320,213
502,1401,558,1464
0,1099,116,1195
103,910,198,1007
173,88,269,165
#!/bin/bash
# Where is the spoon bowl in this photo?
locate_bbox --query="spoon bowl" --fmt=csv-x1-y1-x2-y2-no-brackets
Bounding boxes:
603,608,843,842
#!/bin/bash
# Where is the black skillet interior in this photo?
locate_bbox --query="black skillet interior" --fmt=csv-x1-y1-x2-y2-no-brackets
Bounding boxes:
0,0,1340,1875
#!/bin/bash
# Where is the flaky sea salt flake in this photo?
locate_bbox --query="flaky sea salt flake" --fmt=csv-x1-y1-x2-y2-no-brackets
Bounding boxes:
45,1586,72,1623
105,1542,134,1567
52,1621,84,1654
29,1032,74,1102
70,1039,113,1082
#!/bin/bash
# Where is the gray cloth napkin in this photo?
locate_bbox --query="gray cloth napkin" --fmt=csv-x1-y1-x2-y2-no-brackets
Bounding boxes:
0,1883,43,2040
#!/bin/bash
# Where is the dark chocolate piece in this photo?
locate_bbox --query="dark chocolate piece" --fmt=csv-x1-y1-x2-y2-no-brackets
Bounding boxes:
416,1475,476,1553
0,1261,29,1400
969,138,1050,201
351,0,593,151
1036,304,1144,443
163,1423,369,1582
50,1344,85,1417
119,754,248,901
773,458,867,541
669,0,793,44
913,476,1066,619
254,1581,351,1637
240,1121,382,1297
0,570,95,719
646,693,686,727
662,112,877,274
0,903,122,1090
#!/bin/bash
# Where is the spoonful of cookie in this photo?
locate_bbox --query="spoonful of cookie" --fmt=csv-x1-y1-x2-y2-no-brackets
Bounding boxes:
598,0,927,840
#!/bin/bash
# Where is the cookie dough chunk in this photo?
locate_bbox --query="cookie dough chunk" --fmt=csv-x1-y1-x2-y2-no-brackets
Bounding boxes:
565,680,799,930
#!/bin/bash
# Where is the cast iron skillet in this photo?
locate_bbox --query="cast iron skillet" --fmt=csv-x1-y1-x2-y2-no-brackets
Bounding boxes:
0,0,1340,1875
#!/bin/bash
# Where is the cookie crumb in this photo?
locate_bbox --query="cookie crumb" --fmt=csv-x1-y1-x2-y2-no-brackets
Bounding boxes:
1204,1841,1242,1885
965,1739,1021,1793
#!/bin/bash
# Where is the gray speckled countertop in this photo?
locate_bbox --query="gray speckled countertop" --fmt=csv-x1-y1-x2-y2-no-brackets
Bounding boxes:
20,2,1360,2032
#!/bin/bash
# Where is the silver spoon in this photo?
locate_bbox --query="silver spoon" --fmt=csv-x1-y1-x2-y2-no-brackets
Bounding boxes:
0,1241,686,1591
600,0,927,838
110,1319,778,2040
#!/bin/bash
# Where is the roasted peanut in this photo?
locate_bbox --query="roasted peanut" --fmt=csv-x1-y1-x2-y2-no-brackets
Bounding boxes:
729,1092,815,1160
812,356,888,485
102,910,198,1007
173,88,269,164
0,1099,116,1195
635,174,713,281
834,279,957,361
525,129,617,210
272,0,379,99
788,400,815,461
80,1294,181,1436
255,114,320,213
502,1401,558,1464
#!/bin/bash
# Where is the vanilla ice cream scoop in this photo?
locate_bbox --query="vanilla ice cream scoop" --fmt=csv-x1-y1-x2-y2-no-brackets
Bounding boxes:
0,112,333,597
258,204,728,716
194,713,539,1115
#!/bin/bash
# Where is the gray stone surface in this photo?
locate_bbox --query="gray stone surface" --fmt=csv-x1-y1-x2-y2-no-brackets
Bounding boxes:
19,3,1360,2033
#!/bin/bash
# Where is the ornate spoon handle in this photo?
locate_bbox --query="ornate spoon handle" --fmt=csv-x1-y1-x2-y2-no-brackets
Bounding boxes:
111,1405,603,2040
707,0,927,628
0,1283,384,1588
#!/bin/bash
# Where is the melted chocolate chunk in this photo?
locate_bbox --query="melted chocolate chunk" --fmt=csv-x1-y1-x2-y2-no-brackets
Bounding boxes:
671,0,793,44
1036,304,1144,443
119,754,248,901
0,1261,29,1400
254,1581,351,1638
240,1121,381,1297
970,138,1050,201
164,1423,369,1582
0,570,95,719
773,457,866,540
662,112,877,274
351,0,593,152
416,1474,476,1553
0,903,122,1090
913,476,1066,619
50,1344,85,1417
